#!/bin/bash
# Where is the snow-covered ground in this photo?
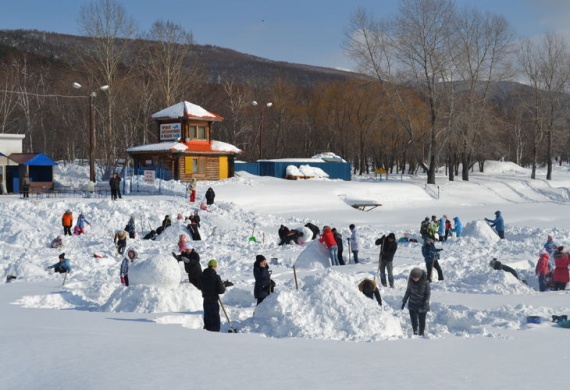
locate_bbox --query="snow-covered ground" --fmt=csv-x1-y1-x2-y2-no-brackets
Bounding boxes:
1,161,570,390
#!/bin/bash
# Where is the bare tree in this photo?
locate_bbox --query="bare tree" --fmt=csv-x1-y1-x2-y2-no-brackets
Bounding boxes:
345,0,458,184
144,20,196,107
518,33,570,179
77,0,137,164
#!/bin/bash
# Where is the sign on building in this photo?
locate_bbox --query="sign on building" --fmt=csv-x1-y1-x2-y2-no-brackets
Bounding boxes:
144,170,156,183
160,123,182,141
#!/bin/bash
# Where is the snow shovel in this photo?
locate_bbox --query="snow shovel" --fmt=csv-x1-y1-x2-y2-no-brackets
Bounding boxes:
219,298,237,333
62,272,68,287
248,223,257,242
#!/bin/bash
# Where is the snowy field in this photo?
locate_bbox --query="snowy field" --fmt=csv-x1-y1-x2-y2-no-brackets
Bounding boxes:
1,161,570,390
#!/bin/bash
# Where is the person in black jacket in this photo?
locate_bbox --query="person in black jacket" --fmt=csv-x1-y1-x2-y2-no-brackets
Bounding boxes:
401,268,431,336
358,278,382,305
187,211,202,241
109,172,121,200
305,222,320,240
332,228,345,265
278,225,290,245
376,233,398,287
175,244,202,290
253,255,272,305
200,259,226,332
205,187,215,205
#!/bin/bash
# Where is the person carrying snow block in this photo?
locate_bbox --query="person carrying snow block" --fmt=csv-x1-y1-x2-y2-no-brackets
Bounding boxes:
76,212,91,235
358,278,382,306
319,226,339,266
200,260,226,332
485,210,505,239
174,244,202,290
489,258,526,284
349,224,360,263
61,209,73,236
401,268,430,336
552,246,570,291
535,249,550,292
120,248,138,286
421,239,444,283
114,230,128,255
47,253,71,274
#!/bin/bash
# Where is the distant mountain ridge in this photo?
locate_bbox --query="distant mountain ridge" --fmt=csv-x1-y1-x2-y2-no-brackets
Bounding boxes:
0,29,356,87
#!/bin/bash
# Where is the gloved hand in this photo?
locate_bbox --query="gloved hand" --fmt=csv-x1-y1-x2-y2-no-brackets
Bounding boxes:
401,303,405,310
120,277,125,285
223,280,234,287
437,248,443,252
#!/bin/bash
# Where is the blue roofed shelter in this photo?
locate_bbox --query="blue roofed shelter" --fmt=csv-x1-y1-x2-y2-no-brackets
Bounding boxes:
6,153,57,194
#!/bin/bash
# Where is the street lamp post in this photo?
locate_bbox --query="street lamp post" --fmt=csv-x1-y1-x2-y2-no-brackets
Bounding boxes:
73,83,109,183
252,101,273,161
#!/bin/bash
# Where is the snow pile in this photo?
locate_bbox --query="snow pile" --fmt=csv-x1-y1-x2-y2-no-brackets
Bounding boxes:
461,220,501,244
286,165,303,176
294,240,330,269
245,270,403,341
100,284,202,313
128,255,181,288
299,164,329,178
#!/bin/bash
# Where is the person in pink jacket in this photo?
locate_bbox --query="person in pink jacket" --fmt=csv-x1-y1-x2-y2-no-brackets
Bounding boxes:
535,249,550,292
552,246,570,290
319,226,339,266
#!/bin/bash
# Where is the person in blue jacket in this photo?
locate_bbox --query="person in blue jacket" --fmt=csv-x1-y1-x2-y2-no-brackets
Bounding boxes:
76,212,91,235
47,253,71,274
438,217,446,242
421,239,444,283
485,210,505,239
452,217,463,237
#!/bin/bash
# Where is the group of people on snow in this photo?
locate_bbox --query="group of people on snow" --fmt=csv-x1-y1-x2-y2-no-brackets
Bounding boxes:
420,215,462,242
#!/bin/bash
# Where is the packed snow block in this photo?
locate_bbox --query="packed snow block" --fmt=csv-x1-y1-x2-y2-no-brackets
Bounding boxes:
294,226,314,245
129,255,181,288
294,240,331,269
461,220,500,244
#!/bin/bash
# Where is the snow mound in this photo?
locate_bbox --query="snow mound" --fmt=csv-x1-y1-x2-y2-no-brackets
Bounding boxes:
245,270,402,341
100,284,202,313
461,220,500,244
129,255,181,288
294,240,330,269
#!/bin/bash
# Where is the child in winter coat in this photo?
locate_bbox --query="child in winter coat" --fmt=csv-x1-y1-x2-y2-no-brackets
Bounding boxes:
535,249,550,292
543,235,557,267
178,234,188,252
358,278,382,306
552,246,570,291
61,210,73,236
76,212,91,235
48,253,71,274
437,217,446,242
187,178,197,202
120,248,138,286
401,268,431,336
125,216,136,239
114,230,128,255
205,187,215,205
50,235,63,248
319,226,339,266
452,217,463,237
253,255,272,305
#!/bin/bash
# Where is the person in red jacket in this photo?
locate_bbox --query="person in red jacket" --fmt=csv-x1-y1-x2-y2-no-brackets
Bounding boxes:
319,226,339,266
535,249,550,292
552,246,570,291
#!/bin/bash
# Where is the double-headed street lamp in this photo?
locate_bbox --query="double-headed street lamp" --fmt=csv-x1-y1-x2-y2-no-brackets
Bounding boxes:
252,100,273,160
73,82,109,183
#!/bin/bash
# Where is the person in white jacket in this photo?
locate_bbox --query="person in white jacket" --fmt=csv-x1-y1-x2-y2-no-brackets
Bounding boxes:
349,224,360,264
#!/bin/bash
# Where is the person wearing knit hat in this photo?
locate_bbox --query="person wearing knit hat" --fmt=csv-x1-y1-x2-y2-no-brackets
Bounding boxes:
48,253,71,274
401,268,430,336
536,249,550,292
173,244,202,290
253,254,273,305
543,234,557,267
200,258,226,332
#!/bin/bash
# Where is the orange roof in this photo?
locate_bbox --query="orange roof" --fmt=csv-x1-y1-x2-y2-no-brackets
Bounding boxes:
185,140,213,152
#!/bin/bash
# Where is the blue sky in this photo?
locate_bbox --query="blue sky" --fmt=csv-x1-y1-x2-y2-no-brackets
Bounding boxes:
0,0,569,70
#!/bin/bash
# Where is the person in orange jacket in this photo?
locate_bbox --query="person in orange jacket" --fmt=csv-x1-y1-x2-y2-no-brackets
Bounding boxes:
319,226,339,266
61,209,73,236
